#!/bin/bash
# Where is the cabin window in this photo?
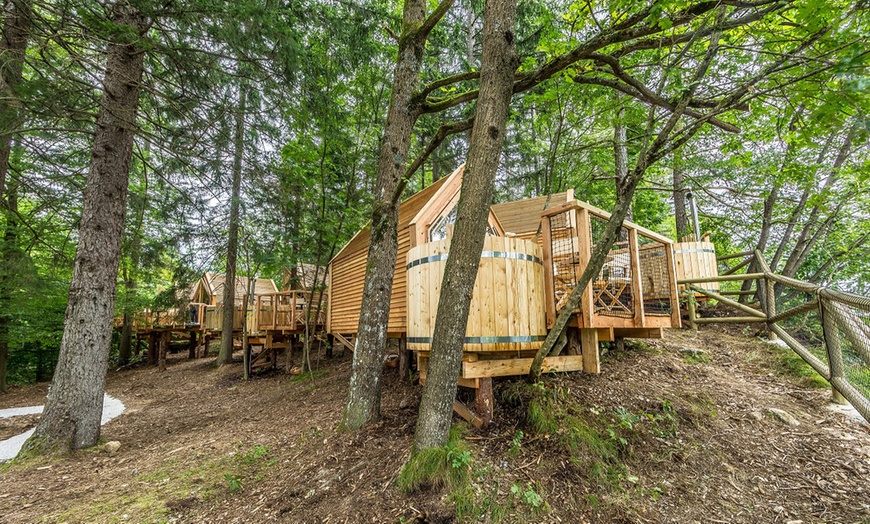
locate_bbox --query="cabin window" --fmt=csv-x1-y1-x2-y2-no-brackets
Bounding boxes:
429,205,458,242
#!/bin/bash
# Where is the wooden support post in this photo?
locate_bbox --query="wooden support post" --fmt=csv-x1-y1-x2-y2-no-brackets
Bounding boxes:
135,335,142,358
284,335,296,370
628,229,645,328
159,331,168,371
580,328,599,373
665,242,682,329
148,331,158,365
476,377,494,427
188,331,197,359
201,334,210,358
398,335,409,381
577,209,594,328
325,335,334,359
541,212,556,328
821,300,849,405
686,292,697,330
764,277,778,341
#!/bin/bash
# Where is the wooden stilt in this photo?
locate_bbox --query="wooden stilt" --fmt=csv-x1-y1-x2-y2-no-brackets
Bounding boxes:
326,334,334,358
476,377,494,427
284,335,296,370
687,292,698,331
398,335,409,381
159,331,168,371
148,331,157,366
580,328,600,374
188,331,197,359
201,334,210,358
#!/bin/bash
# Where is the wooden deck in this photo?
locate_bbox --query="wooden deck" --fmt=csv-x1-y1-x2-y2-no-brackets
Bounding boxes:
115,290,327,372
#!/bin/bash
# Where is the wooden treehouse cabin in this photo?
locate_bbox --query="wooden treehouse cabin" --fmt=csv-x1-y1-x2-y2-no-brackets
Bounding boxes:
327,165,682,422
118,269,329,371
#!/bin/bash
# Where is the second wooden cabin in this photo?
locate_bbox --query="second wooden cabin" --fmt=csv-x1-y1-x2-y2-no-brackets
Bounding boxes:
327,165,682,383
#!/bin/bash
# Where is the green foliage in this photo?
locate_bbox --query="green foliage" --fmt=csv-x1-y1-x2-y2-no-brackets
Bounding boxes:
507,429,524,457
503,381,682,495
510,482,545,509
224,473,243,492
397,425,472,493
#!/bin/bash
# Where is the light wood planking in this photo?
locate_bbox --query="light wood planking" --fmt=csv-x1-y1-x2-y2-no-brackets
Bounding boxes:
407,236,546,353
462,355,585,379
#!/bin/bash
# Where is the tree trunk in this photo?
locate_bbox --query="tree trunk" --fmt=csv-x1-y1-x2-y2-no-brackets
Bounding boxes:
118,313,133,365
412,0,518,451
0,0,32,203
21,1,145,455
0,0,31,392
673,157,689,240
158,331,167,371
613,102,632,222
0,182,19,393
531,9,728,379
341,0,455,431
779,123,856,280
217,88,246,366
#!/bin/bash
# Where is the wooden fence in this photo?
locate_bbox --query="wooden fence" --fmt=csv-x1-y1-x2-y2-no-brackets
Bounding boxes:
679,250,870,423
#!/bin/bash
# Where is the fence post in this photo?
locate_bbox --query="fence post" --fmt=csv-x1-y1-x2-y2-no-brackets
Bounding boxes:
764,276,778,342
686,290,697,330
820,299,849,405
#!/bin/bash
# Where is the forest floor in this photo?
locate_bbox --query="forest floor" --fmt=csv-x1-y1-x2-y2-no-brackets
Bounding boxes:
1,325,869,524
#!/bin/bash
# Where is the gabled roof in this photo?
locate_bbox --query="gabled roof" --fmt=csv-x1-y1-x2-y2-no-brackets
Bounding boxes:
491,190,574,236
332,168,456,263
206,273,278,305
283,263,328,291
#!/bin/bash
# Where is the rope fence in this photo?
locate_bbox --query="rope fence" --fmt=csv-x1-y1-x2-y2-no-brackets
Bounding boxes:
678,250,870,423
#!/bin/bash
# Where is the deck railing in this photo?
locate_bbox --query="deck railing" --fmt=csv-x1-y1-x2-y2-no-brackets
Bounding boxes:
541,200,680,330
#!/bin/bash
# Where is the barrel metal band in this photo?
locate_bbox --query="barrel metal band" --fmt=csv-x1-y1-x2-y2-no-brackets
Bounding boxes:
673,248,716,254
407,335,547,344
407,251,543,270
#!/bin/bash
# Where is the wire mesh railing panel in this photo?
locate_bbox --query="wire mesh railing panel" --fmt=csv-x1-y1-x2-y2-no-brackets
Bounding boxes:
548,210,581,314
827,300,870,409
590,215,634,318
775,288,829,366
638,233,673,316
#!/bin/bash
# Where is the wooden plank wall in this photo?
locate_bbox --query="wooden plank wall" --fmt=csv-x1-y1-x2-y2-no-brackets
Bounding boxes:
407,236,547,352
673,241,720,292
326,213,414,335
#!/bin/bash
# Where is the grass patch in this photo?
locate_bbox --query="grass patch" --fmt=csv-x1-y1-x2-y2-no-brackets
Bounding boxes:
683,352,710,364
502,381,681,496
289,369,328,383
48,442,276,523
762,343,829,389
397,425,471,493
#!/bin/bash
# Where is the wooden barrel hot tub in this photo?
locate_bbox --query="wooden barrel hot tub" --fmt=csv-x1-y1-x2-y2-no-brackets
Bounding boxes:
673,241,719,293
406,236,547,352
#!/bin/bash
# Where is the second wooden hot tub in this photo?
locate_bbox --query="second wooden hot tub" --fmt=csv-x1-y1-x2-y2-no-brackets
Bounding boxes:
406,236,547,352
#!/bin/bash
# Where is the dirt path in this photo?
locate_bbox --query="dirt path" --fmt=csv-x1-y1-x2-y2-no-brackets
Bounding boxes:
0,328,867,523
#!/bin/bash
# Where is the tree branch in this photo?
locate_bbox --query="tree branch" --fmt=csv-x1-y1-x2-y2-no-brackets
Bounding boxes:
391,117,475,205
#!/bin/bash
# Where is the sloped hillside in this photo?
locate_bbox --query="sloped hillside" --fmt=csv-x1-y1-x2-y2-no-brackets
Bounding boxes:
0,326,868,524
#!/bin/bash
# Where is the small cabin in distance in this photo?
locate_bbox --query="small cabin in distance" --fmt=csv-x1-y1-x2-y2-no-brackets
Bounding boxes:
199,273,279,332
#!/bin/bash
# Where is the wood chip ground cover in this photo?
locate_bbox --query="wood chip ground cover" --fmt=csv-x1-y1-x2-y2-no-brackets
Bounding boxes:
0,327,867,523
